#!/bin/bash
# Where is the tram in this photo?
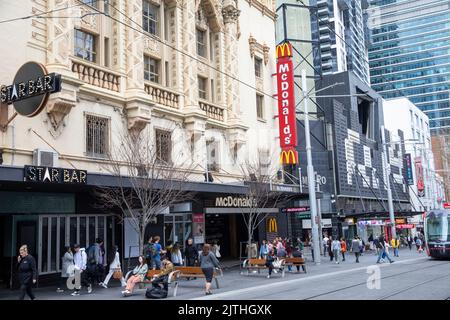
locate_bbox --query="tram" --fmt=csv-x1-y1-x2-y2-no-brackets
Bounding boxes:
424,210,450,259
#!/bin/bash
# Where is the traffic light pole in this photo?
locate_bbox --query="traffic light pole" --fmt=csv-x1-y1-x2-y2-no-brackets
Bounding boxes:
302,69,321,265
381,126,397,239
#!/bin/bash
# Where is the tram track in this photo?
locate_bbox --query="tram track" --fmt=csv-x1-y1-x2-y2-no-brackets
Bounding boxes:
376,272,450,300
303,260,450,300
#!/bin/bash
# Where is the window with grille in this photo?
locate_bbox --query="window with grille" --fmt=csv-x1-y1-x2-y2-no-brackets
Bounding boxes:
196,28,207,58
74,29,97,62
155,129,172,163
254,57,262,78
256,94,264,119
82,0,97,7
143,1,159,36
207,140,219,172
85,114,109,158
144,56,160,83
198,76,208,100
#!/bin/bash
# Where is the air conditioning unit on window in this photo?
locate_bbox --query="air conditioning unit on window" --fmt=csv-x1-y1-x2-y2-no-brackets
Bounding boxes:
33,149,59,167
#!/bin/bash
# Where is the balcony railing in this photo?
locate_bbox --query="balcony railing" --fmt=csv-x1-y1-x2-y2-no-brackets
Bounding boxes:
199,100,225,122
71,58,121,92
144,82,180,109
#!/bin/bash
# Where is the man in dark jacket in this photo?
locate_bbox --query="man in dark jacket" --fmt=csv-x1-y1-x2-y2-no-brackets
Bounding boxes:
17,245,37,300
376,234,394,264
184,238,198,266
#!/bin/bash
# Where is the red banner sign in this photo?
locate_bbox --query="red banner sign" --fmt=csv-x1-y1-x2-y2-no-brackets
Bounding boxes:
444,202,450,209
415,157,425,197
276,42,298,165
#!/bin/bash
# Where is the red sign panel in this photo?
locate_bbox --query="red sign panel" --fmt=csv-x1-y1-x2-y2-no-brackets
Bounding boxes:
444,202,450,209
415,157,425,197
276,42,298,165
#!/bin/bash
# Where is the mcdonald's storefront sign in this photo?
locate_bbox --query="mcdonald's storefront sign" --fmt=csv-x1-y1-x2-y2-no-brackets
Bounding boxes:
267,218,278,233
276,42,293,59
276,41,298,165
280,148,298,165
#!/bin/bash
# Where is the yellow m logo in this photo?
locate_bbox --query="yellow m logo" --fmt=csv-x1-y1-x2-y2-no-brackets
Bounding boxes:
276,42,293,59
280,150,298,165
267,218,278,233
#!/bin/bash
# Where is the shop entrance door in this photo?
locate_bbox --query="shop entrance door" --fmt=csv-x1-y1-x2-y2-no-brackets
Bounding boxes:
164,214,192,249
38,215,110,275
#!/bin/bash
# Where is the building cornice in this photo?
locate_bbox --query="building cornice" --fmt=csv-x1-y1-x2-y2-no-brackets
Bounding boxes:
245,0,277,21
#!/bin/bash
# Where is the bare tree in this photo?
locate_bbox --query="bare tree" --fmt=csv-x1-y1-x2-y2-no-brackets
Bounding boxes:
238,150,288,260
96,128,194,254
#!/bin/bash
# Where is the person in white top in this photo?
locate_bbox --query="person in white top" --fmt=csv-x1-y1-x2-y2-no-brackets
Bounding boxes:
101,246,126,288
171,243,184,266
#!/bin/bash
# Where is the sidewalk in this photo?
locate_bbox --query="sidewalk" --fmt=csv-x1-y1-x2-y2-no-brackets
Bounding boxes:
0,247,424,300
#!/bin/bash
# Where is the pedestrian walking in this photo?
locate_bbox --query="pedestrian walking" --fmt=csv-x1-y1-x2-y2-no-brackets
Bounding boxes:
340,238,347,261
368,234,374,251
101,245,126,288
416,238,423,253
86,238,103,289
17,245,37,300
407,234,413,250
184,238,198,267
328,237,334,261
72,244,91,296
151,236,163,270
351,236,360,263
332,238,341,264
376,235,394,264
171,243,184,266
323,235,329,257
122,255,148,297
57,246,74,292
199,244,220,295
212,241,221,259
259,240,269,259
391,237,400,257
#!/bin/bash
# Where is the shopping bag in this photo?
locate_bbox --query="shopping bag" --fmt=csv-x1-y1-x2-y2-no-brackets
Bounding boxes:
113,268,123,279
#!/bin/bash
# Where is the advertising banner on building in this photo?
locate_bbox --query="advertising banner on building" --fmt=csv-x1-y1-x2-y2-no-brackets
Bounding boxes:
192,213,205,245
415,157,425,197
276,41,298,165
404,153,414,185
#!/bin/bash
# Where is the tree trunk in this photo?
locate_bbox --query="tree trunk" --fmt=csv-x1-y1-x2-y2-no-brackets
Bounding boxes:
247,215,253,260
139,230,145,256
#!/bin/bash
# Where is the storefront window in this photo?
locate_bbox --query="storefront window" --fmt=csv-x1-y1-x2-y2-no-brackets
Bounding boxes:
51,218,57,271
41,218,48,273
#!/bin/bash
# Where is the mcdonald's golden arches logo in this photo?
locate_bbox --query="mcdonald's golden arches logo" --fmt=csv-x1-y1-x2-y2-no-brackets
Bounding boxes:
280,149,298,165
267,218,278,233
276,42,293,59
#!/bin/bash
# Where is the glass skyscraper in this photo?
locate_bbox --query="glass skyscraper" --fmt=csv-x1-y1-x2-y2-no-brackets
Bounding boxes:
368,0,450,132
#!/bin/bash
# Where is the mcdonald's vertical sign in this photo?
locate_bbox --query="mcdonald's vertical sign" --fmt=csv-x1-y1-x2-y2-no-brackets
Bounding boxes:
276,41,298,165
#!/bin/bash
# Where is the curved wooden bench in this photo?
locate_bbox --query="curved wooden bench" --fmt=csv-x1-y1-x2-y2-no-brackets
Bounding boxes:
174,266,223,288
242,258,285,277
284,257,307,273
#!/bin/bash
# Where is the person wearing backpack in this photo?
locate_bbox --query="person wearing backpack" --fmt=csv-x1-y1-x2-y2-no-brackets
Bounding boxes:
86,238,103,289
144,237,154,267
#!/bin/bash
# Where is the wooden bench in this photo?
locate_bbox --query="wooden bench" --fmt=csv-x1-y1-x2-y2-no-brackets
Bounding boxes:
242,258,285,277
124,269,180,297
174,266,223,289
284,257,307,273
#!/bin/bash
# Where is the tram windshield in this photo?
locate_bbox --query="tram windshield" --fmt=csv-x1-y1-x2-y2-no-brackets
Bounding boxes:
426,215,450,242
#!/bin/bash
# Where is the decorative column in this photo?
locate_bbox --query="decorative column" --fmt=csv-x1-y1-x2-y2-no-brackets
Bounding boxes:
125,0,151,132
222,0,240,119
44,0,79,136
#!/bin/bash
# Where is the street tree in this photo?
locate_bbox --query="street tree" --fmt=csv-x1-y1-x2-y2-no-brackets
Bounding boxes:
95,128,193,254
238,150,289,260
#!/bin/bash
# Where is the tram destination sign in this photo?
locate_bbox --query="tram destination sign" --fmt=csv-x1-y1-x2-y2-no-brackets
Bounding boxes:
0,62,61,117
24,166,87,185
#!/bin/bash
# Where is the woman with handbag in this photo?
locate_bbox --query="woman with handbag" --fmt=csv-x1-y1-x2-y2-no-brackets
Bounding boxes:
122,255,148,296
57,246,74,292
101,246,126,288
